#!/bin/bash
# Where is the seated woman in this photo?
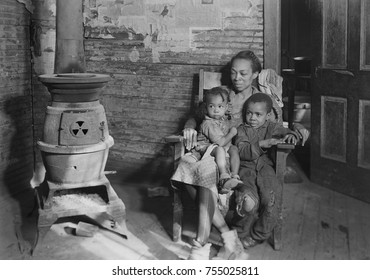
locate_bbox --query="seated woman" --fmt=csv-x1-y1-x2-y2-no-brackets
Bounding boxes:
171,50,309,259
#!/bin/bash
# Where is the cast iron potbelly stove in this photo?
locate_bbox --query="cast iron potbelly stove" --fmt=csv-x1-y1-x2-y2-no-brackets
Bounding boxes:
35,74,126,243
32,0,126,250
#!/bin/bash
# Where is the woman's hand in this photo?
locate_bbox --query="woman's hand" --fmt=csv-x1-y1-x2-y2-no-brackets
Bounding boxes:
183,128,197,150
294,127,310,146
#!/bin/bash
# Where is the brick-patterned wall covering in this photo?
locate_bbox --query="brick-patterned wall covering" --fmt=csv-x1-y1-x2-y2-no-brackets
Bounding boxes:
0,0,33,199
83,0,264,183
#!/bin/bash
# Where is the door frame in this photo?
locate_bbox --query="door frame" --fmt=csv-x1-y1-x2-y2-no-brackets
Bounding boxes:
264,0,281,74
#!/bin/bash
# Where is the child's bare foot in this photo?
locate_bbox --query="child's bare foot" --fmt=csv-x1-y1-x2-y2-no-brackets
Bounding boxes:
231,173,243,184
218,174,240,194
241,236,262,249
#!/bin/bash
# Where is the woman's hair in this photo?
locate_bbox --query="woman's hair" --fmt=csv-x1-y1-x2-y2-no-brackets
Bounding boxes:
204,86,230,104
230,50,262,74
242,92,273,123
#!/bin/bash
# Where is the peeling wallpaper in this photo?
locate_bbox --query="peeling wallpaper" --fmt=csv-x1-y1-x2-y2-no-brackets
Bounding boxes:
83,0,263,61
16,0,34,13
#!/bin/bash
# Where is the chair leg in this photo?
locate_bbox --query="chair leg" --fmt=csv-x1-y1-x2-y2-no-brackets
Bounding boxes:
272,145,293,251
271,184,284,251
272,217,282,251
172,187,183,242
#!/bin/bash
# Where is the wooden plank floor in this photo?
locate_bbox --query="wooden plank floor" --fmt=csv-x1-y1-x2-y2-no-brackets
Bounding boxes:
245,156,370,260
1,156,370,260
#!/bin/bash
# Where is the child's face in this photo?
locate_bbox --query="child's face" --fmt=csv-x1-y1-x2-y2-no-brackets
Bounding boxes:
206,95,227,120
245,101,271,128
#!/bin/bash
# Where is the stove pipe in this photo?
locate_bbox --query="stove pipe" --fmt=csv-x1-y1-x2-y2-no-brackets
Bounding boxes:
54,0,85,73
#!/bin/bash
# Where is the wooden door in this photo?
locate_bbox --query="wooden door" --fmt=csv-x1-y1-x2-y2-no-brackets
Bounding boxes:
310,0,370,203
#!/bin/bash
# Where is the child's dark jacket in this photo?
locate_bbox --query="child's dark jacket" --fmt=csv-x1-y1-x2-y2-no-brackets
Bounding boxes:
235,120,298,170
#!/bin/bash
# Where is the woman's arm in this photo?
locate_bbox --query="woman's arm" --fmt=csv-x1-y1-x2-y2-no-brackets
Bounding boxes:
271,124,299,145
183,129,197,151
270,97,283,124
182,103,208,150
269,98,310,146
291,122,310,146
183,108,204,150
184,117,197,130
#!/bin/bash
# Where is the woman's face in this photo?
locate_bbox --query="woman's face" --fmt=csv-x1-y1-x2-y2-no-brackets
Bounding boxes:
230,58,259,93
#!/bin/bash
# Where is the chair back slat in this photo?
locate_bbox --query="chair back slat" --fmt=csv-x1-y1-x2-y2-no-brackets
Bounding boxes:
198,69,223,103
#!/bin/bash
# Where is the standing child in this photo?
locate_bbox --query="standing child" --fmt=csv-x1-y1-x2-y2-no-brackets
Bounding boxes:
196,86,242,193
234,92,299,248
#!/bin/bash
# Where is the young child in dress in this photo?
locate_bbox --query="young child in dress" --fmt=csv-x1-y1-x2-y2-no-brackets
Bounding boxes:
234,92,299,248
196,86,241,192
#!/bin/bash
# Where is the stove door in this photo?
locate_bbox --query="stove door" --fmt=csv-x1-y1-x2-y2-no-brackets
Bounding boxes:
59,110,104,145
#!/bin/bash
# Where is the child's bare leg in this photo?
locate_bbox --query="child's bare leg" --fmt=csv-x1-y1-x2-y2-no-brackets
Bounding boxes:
212,146,240,193
185,184,197,200
185,185,229,244
211,146,228,177
212,204,230,233
197,187,219,244
186,185,246,260
228,145,241,179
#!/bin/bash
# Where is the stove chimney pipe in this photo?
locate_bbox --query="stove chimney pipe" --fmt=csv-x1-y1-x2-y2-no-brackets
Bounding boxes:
54,0,85,73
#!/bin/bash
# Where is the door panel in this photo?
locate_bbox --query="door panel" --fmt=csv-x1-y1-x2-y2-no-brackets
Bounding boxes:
358,100,370,169
322,0,348,68
320,96,347,163
360,0,370,69
311,0,370,203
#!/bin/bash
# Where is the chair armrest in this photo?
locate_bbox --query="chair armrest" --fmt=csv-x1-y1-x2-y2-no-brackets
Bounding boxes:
276,143,295,150
165,135,184,143
275,143,295,183
165,135,186,169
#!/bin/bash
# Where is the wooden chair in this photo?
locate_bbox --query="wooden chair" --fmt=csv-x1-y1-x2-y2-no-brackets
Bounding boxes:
165,69,294,250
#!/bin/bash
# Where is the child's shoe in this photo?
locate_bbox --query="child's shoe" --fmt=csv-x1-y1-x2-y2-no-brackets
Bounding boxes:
212,230,248,260
188,240,211,260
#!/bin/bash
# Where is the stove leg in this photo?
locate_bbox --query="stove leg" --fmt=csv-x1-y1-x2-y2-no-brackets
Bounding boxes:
31,225,51,256
105,198,127,238
32,211,58,255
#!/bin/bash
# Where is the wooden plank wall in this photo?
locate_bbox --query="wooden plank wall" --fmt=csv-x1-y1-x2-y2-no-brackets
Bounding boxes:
0,0,34,199
83,0,264,183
